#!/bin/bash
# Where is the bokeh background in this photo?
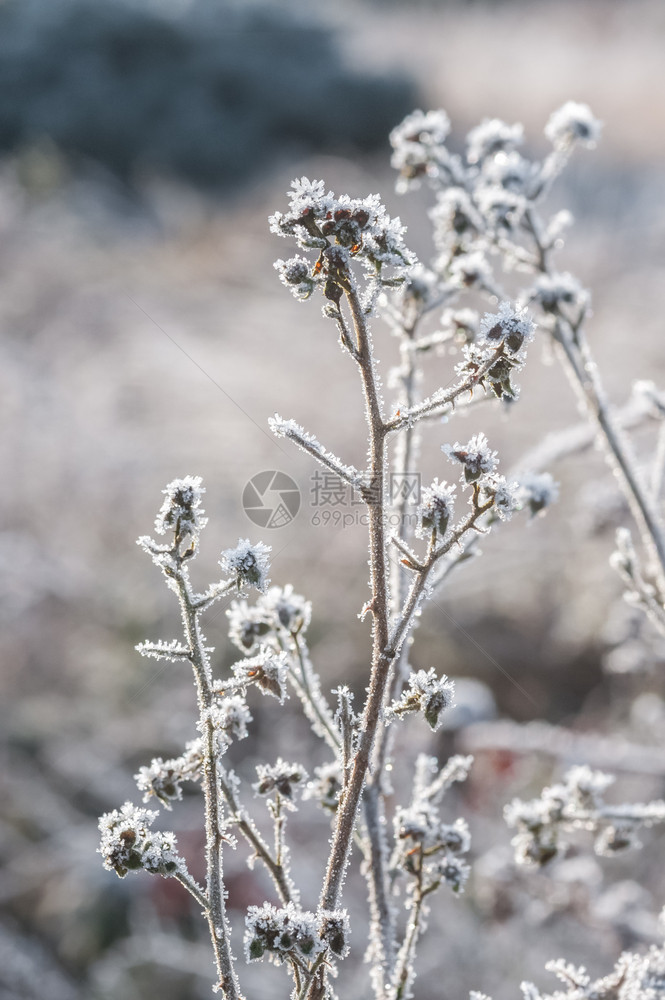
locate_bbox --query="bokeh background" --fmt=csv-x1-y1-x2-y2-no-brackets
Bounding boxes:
2,0,665,997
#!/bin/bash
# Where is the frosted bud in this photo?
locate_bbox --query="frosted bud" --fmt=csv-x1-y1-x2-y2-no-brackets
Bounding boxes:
220,539,271,592
545,101,602,149
275,256,316,300
442,432,498,484
319,909,350,957
155,476,207,538
253,759,308,803
516,472,559,517
417,479,456,538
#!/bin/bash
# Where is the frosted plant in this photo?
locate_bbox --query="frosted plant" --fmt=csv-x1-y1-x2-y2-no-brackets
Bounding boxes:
98,101,665,1000
472,939,665,1000
389,102,665,633
504,765,665,866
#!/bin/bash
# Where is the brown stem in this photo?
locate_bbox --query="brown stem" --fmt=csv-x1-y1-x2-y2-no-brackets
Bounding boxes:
364,315,422,993
384,343,505,433
307,285,391,1000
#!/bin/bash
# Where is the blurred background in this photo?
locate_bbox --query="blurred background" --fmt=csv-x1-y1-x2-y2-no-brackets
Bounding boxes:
2,0,665,997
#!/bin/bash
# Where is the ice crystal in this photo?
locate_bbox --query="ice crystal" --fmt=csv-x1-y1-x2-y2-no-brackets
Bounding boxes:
450,302,535,402
270,177,415,281
474,183,526,231
448,249,493,288
304,760,343,813
393,756,471,895
135,638,190,662
258,583,312,635
479,301,535,355
487,476,520,521
319,909,351,958
274,255,316,301
430,188,482,248
481,150,534,194
477,942,665,1000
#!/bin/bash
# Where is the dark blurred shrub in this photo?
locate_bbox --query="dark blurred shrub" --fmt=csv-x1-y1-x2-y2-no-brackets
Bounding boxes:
0,0,419,192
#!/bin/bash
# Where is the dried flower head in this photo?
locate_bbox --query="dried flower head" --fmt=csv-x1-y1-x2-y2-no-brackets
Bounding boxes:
220,539,271,592
253,759,308,803
98,802,184,879
229,647,290,702
245,902,323,964
442,432,499,484
516,472,560,517
389,109,453,189
466,118,524,165
545,101,602,149
388,668,455,732
154,476,207,538
417,479,456,538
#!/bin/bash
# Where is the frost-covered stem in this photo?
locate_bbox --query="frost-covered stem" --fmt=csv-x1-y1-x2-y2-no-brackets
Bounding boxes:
175,567,241,1000
174,870,209,911
292,633,340,751
217,770,293,906
390,325,421,613
385,343,506,434
337,688,355,775
362,789,395,998
382,321,422,725
291,959,303,996
391,852,434,1000
386,497,493,660
569,805,665,824
278,423,361,488
298,950,329,1000
364,320,422,992
554,320,665,593
651,421,665,504
512,396,660,477
273,794,285,867
526,209,665,597
307,284,391,1000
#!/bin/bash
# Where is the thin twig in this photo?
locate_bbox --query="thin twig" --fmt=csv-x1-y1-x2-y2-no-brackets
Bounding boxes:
384,343,506,433
174,871,209,911
524,208,665,599
174,557,242,1000
217,769,293,906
